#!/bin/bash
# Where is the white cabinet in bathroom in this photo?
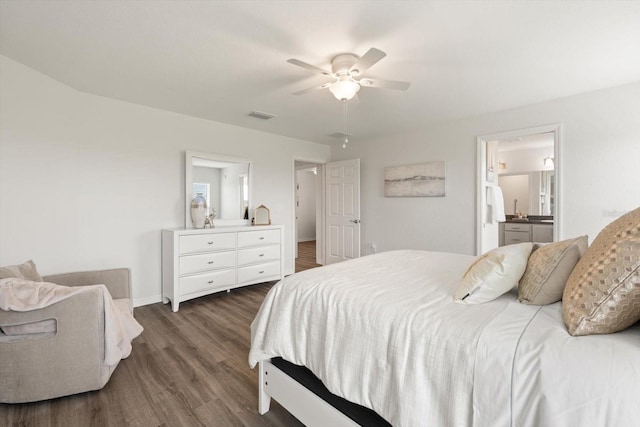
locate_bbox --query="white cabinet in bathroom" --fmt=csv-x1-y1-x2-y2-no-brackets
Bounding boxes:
499,222,553,246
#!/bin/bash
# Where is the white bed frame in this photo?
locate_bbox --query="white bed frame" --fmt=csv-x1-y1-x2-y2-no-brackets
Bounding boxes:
258,360,360,427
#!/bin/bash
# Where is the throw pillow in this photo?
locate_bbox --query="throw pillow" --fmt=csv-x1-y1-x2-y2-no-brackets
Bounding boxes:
0,260,43,281
455,242,533,304
563,207,640,336
518,235,588,305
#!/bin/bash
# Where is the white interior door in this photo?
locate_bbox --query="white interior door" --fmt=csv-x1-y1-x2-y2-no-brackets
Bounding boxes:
325,159,360,265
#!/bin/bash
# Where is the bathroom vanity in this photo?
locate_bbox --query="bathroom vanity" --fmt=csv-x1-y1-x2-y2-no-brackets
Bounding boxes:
499,217,553,246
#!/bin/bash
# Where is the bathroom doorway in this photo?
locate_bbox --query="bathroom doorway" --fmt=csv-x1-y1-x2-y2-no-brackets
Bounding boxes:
476,124,561,255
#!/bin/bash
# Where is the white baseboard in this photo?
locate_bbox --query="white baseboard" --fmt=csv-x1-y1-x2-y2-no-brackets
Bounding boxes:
133,295,163,308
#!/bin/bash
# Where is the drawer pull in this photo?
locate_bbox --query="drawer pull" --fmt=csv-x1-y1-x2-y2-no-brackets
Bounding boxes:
259,254,264,257
208,261,214,264
259,270,265,274
208,241,214,245
208,280,214,284
259,237,265,240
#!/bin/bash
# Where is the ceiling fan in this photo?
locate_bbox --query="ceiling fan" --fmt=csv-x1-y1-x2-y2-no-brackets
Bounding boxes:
287,48,411,101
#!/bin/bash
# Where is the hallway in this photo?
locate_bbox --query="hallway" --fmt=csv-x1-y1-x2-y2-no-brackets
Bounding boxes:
295,240,322,273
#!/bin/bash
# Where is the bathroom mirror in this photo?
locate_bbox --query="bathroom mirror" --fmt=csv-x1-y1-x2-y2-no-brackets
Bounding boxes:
185,151,251,228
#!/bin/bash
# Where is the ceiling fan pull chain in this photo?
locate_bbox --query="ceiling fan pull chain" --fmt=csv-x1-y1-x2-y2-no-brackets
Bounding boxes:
343,100,348,149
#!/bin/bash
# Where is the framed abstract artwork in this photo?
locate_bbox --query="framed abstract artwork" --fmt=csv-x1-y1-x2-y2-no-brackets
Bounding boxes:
384,161,446,197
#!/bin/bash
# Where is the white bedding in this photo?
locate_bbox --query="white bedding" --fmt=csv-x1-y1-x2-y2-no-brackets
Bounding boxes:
249,250,640,427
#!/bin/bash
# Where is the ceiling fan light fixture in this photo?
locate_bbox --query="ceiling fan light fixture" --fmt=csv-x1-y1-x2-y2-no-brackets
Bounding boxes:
329,76,360,101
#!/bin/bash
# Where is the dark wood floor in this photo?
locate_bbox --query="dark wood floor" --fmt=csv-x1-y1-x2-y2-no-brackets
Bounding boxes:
1,246,324,426
295,240,321,273
0,282,304,427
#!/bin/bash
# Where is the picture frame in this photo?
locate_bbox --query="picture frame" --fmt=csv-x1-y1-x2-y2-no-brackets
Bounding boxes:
253,204,271,225
384,161,446,197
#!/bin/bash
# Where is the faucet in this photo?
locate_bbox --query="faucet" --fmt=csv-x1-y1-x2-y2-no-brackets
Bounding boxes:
514,199,518,215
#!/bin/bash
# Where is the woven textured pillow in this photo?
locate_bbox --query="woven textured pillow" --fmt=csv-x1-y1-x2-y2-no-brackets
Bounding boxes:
563,207,640,336
518,235,588,305
0,260,43,281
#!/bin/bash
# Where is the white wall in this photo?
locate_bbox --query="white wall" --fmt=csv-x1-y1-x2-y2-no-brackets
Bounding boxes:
497,145,555,175
332,81,640,255
0,55,330,305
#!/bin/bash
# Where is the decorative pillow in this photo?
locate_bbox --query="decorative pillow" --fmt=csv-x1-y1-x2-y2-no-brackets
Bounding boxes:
518,235,588,305
0,260,43,281
563,207,640,336
455,242,533,304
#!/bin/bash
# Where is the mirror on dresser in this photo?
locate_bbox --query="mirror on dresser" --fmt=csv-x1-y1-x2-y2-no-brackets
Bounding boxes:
185,151,251,228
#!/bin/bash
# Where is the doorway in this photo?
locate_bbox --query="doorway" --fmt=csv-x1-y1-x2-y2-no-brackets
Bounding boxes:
294,160,324,271
476,124,561,255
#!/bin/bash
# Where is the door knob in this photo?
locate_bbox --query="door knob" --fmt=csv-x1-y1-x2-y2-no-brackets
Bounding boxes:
349,219,361,224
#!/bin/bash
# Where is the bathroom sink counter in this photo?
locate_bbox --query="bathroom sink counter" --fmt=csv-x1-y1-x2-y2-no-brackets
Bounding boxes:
502,215,553,225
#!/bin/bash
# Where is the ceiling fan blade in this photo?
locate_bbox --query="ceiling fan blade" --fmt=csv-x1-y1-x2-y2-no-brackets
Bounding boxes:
287,59,331,76
293,82,333,95
358,78,410,91
350,48,386,75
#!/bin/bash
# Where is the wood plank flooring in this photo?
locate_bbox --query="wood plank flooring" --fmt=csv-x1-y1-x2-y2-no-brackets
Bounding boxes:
0,282,304,427
295,241,321,273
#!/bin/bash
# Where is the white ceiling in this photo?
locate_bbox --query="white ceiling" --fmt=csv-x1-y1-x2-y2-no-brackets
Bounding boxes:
2,1,639,147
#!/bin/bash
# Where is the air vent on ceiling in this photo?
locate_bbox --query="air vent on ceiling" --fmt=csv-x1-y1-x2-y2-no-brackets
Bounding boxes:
248,110,277,120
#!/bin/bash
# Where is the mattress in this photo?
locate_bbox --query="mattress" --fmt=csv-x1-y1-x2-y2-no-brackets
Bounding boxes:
249,250,640,426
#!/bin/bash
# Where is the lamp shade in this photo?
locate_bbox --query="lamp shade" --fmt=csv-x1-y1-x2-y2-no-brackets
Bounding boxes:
329,77,360,101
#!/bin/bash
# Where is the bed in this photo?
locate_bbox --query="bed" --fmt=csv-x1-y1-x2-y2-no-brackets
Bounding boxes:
249,248,640,426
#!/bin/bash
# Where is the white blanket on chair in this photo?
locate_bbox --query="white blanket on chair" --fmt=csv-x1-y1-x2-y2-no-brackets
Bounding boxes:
0,278,143,366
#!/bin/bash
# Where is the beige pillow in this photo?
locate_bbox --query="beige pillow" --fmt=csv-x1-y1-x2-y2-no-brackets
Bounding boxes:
518,235,588,305
563,207,640,336
455,242,533,304
0,260,43,281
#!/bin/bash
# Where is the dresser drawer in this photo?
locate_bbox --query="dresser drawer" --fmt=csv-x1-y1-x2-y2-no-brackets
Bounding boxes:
179,268,236,296
237,244,280,266
179,232,236,255
504,223,530,232
504,231,530,245
237,261,280,284
238,229,280,248
179,251,236,275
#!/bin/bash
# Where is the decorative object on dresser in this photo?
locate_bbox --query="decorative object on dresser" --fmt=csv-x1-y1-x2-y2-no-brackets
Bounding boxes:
204,208,216,228
190,193,207,229
162,224,284,312
253,204,271,225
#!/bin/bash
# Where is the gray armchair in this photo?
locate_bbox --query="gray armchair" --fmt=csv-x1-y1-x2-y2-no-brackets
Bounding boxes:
0,268,134,403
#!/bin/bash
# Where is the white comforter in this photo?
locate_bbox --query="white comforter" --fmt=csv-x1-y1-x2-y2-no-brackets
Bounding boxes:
249,250,640,427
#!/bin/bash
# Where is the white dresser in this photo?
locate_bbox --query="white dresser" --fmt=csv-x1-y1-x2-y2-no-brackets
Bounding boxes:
162,225,284,312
